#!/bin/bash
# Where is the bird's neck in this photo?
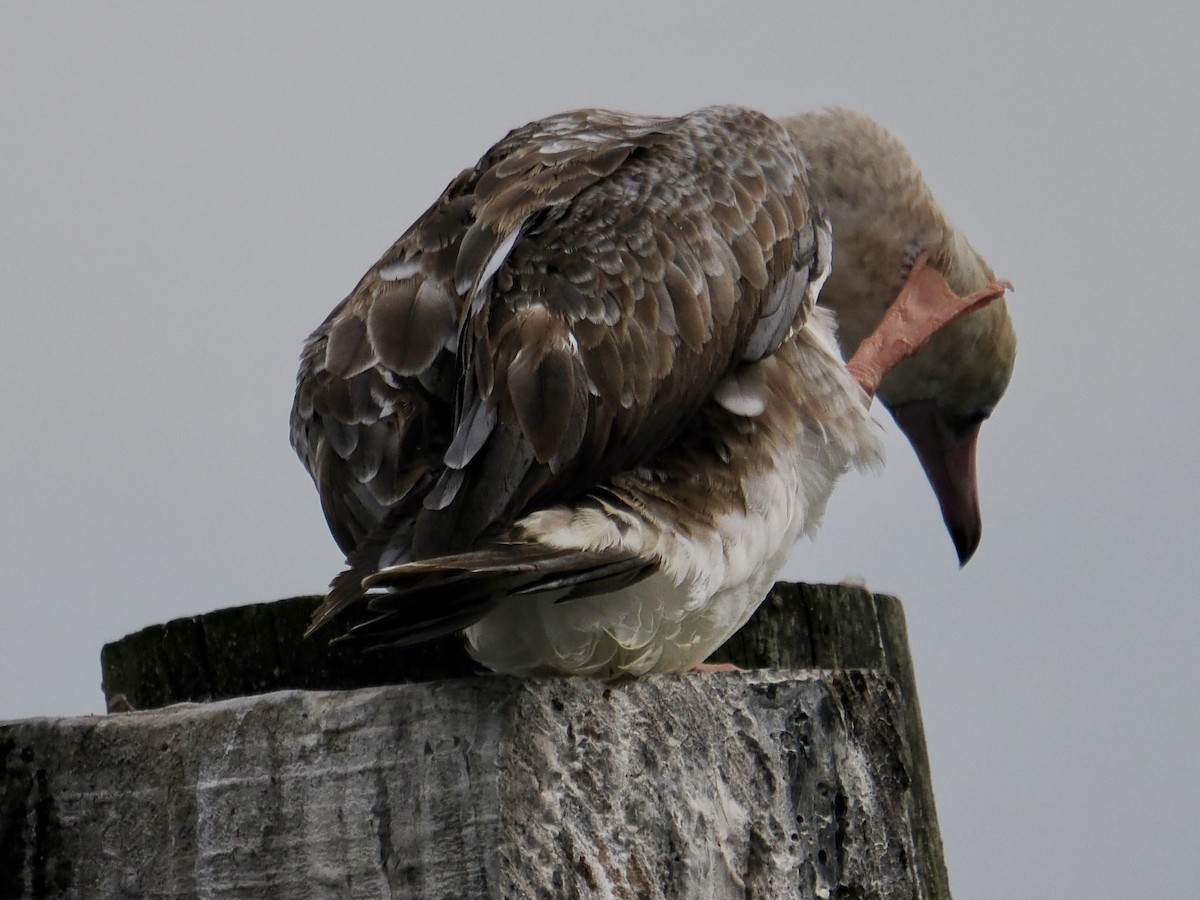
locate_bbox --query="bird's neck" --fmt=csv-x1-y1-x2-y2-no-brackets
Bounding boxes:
935,227,996,297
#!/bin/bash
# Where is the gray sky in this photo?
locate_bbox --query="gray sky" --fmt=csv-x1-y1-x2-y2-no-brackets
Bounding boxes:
3,3,1197,897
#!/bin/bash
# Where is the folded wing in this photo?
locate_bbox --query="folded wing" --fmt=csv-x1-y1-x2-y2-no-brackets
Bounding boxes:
293,106,830,635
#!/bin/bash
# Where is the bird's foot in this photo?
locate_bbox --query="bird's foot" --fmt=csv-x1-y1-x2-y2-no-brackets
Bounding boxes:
106,694,136,713
689,661,744,674
847,251,1011,399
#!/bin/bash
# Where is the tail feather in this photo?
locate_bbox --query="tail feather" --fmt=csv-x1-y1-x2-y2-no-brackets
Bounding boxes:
333,601,499,650
308,538,656,649
523,556,656,599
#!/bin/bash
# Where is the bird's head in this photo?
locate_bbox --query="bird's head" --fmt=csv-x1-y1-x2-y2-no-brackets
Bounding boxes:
781,107,1017,565
877,263,1016,565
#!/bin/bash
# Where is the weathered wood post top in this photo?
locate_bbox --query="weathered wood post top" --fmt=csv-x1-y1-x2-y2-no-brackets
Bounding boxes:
1,583,951,898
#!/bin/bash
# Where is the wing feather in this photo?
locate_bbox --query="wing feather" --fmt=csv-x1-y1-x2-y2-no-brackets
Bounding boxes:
294,104,833,637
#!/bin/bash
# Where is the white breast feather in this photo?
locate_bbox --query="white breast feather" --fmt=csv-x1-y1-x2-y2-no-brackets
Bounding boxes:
464,311,883,676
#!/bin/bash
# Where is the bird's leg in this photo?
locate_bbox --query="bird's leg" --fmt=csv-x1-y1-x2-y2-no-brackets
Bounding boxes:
846,252,1012,400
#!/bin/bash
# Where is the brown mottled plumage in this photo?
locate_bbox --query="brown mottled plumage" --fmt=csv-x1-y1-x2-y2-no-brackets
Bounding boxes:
291,105,1011,673
293,107,831,651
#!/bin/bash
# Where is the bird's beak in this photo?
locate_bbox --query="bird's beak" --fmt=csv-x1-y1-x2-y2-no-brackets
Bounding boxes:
888,398,982,565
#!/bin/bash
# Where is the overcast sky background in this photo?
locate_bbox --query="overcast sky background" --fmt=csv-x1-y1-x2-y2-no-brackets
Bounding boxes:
3,4,1197,897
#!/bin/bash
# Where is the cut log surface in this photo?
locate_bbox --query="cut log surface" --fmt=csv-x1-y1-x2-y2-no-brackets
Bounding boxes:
98,583,913,710
6,673,924,899
0,583,952,899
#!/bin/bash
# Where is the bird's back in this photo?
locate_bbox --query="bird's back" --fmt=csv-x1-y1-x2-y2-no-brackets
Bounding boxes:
293,107,827,591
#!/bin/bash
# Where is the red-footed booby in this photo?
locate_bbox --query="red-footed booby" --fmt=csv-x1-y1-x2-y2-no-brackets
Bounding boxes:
783,109,1017,563
290,106,1010,675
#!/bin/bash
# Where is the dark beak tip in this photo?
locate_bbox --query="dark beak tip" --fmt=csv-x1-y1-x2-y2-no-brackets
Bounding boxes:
951,525,981,567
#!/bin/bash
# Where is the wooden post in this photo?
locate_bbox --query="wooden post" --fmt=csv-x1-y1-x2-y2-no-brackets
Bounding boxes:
1,583,951,898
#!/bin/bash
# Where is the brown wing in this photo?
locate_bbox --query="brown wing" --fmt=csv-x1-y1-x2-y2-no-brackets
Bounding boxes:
290,110,674,558
290,166,474,557
409,106,826,557
295,106,828,631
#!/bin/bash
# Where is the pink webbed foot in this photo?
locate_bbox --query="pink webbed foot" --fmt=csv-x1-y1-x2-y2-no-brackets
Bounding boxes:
846,252,1012,399
689,661,744,674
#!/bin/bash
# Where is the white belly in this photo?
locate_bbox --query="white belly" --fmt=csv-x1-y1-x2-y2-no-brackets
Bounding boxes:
465,430,865,676
465,312,883,676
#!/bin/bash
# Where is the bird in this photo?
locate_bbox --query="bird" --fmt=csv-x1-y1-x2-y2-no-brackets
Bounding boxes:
782,109,1017,564
290,105,1011,676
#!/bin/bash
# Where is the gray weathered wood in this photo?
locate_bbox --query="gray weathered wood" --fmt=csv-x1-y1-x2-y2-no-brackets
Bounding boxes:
100,583,905,708
3,673,927,899
99,594,480,710
0,582,954,898
711,582,947,898
97,582,950,899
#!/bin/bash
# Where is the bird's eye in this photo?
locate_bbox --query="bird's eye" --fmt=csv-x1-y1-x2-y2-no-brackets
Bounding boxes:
951,408,992,432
